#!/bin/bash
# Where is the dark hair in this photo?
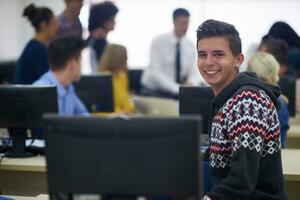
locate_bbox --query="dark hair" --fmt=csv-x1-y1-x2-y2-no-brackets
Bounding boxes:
173,8,190,21
260,35,288,65
88,1,119,32
23,3,53,32
48,36,86,70
197,19,242,56
268,21,300,48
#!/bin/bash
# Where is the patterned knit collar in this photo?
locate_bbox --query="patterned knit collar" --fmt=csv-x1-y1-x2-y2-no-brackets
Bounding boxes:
213,72,281,111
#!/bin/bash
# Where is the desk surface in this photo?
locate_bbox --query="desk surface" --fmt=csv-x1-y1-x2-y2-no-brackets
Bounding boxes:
282,149,300,181
0,156,46,172
1,150,300,180
1,194,48,200
288,123,300,138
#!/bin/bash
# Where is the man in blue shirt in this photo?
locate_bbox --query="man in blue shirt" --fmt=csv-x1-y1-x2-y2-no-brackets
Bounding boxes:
34,36,88,115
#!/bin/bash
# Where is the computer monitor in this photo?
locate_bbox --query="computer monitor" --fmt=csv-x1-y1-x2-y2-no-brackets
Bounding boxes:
128,69,143,94
0,60,16,84
0,85,58,157
73,73,114,113
43,114,202,199
179,86,214,145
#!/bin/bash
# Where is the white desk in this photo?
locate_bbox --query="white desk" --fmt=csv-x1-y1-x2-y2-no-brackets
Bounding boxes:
286,123,300,149
0,156,47,196
1,194,48,200
281,149,300,200
1,151,300,198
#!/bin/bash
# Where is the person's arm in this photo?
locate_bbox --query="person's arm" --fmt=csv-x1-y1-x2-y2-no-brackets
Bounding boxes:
145,37,180,94
207,89,279,200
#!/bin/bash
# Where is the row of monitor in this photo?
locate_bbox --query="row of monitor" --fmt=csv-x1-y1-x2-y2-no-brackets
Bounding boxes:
0,84,214,199
0,83,214,158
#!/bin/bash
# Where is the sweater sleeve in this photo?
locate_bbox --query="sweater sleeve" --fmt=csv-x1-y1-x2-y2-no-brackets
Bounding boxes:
208,89,280,200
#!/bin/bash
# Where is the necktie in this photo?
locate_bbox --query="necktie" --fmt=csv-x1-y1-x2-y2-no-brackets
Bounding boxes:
175,41,181,83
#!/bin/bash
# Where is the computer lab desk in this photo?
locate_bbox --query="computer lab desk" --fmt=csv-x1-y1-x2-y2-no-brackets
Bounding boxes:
286,123,300,149
0,155,47,196
1,194,48,200
0,150,300,198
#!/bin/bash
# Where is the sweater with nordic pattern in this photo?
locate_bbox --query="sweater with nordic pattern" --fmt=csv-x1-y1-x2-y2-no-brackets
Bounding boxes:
207,72,286,200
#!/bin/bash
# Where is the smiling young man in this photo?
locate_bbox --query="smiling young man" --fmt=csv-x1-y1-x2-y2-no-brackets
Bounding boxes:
197,20,286,200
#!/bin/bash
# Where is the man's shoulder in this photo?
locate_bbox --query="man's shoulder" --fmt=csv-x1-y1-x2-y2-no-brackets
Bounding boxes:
33,71,52,85
231,86,274,106
152,33,172,42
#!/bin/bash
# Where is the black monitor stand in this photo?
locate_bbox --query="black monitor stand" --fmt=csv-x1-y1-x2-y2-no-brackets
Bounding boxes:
6,128,35,158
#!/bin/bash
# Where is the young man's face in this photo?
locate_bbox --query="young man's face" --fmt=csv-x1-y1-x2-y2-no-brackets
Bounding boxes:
197,36,244,95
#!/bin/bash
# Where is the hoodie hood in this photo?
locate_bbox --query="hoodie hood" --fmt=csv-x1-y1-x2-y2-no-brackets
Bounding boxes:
213,71,281,111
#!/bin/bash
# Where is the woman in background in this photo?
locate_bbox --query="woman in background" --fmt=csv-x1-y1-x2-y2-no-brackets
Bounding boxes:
15,4,57,84
268,21,300,77
248,52,289,148
98,44,135,114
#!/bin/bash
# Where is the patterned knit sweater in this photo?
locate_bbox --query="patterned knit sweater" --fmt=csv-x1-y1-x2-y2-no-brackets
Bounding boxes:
207,72,286,200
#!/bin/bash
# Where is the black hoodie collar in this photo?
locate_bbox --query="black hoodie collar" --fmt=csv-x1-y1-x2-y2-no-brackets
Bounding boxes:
213,72,281,112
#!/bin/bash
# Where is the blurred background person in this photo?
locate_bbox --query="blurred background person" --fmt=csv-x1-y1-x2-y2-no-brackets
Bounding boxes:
55,0,83,38
268,21,300,77
84,1,119,73
34,36,88,116
141,8,203,99
258,35,289,77
15,3,57,84
247,52,289,148
98,44,135,114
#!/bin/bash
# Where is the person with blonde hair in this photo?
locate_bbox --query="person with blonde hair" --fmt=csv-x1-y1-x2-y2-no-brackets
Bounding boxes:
248,52,289,148
98,44,135,113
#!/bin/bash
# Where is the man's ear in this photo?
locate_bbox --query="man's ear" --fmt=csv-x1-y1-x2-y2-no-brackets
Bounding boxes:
235,53,244,69
68,59,76,70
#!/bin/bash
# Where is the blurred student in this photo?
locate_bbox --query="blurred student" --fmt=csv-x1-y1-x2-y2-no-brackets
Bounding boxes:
98,44,135,114
84,1,119,73
141,8,202,99
258,35,289,77
55,0,83,38
15,4,57,84
248,52,289,148
268,21,300,77
34,36,88,116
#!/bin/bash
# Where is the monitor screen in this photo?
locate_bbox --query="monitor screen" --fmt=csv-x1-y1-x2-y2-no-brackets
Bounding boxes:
128,69,143,94
179,86,214,144
43,114,202,199
0,85,58,157
73,73,114,113
0,61,16,84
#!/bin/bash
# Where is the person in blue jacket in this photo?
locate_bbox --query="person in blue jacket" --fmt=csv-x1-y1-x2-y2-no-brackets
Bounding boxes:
15,3,57,84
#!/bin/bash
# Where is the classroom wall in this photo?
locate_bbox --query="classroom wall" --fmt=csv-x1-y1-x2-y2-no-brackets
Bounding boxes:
0,0,300,69
0,0,64,61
